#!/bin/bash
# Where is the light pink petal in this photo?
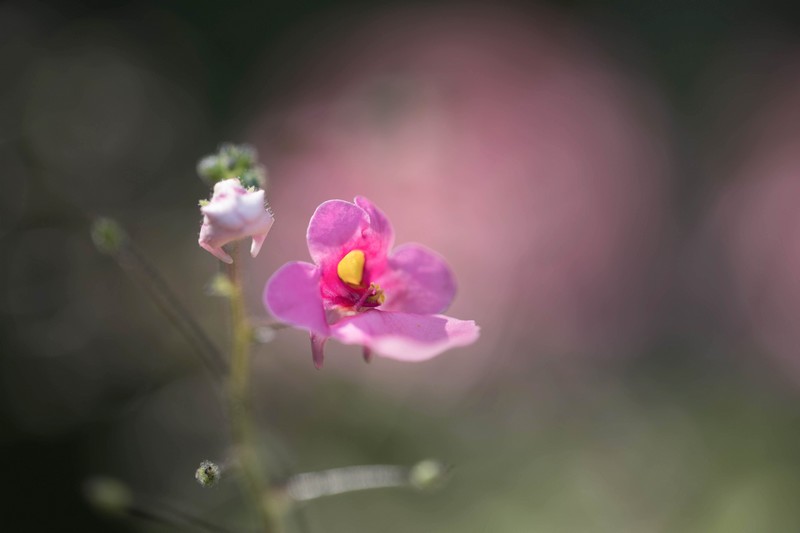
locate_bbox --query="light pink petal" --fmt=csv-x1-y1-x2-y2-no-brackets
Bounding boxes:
250,233,267,258
264,262,329,336
240,189,268,221
354,196,394,258
198,239,233,264
307,200,370,266
201,196,241,230
330,310,479,361
377,243,456,314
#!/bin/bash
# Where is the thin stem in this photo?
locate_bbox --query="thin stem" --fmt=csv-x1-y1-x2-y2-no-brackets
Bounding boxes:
128,499,237,533
227,245,282,533
118,242,228,376
285,465,410,502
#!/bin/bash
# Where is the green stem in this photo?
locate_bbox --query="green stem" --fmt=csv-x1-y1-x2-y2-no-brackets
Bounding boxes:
227,246,282,533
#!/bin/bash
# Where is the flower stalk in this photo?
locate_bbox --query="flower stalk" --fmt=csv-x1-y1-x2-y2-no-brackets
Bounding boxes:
91,217,227,378
284,460,448,502
227,244,282,533
285,465,410,501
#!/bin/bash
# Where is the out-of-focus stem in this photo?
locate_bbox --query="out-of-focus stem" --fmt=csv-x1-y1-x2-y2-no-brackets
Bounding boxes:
128,499,235,533
285,465,410,501
227,245,282,533
285,460,448,502
92,216,226,390
123,243,227,376
85,477,235,533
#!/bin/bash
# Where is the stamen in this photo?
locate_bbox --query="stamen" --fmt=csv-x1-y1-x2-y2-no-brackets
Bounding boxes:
337,250,365,287
365,283,386,306
353,282,386,309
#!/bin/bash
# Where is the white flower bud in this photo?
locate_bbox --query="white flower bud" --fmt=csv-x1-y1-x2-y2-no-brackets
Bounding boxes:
198,179,274,263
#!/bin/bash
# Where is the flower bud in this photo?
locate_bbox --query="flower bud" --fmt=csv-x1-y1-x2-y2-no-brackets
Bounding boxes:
409,459,448,491
91,217,126,255
196,143,267,189
198,178,274,263
194,460,222,487
206,273,235,297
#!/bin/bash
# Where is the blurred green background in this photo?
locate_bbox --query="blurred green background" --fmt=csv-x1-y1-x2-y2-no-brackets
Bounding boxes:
4,0,800,532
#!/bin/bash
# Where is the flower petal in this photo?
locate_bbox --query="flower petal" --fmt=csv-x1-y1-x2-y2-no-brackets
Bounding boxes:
239,189,268,221
330,310,479,361
377,243,457,314
354,196,394,258
201,195,241,230
307,200,370,266
198,238,233,264
264,261,329,336
198,179,274,262
310,333,327,369
250,233,267,258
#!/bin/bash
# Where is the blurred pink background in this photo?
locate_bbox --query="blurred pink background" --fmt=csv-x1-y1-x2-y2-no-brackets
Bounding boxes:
246,6,675,390
700,53,800,381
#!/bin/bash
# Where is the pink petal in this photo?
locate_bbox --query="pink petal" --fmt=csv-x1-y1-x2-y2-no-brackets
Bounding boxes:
201,197,241,230
330,310,479,361
306,200,370,266
264,262,330,336
354,196,394,259
250,233,267,258
310,333,327,369
239,189,268,221
198,239,233,264
377,243,456,314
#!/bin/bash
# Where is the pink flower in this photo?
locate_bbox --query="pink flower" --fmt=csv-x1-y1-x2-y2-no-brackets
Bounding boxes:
264,196,479,367
198,178,275,263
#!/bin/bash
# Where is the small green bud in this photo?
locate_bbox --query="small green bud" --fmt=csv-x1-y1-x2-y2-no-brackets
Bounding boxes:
91,217,126,255
409,459,448,491
84,477,133,514
221,142,255,166
195,460,221,487
196,155,223,182
237,168,267,189
196,143,267,188
253,325,276,344
206,273,235,298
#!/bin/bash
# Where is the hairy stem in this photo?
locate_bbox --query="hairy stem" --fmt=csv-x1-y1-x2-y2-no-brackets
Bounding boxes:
227,246,282,533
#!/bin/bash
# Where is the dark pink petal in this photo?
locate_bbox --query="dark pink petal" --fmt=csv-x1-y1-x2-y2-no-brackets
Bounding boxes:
306,200,370,266
310,333,327,369
330,310,479,361
354,196,394,259
264,261,330,336
377,243,457,314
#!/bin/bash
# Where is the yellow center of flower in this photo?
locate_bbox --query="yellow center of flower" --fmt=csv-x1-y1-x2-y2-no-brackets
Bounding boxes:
337,249,365,287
